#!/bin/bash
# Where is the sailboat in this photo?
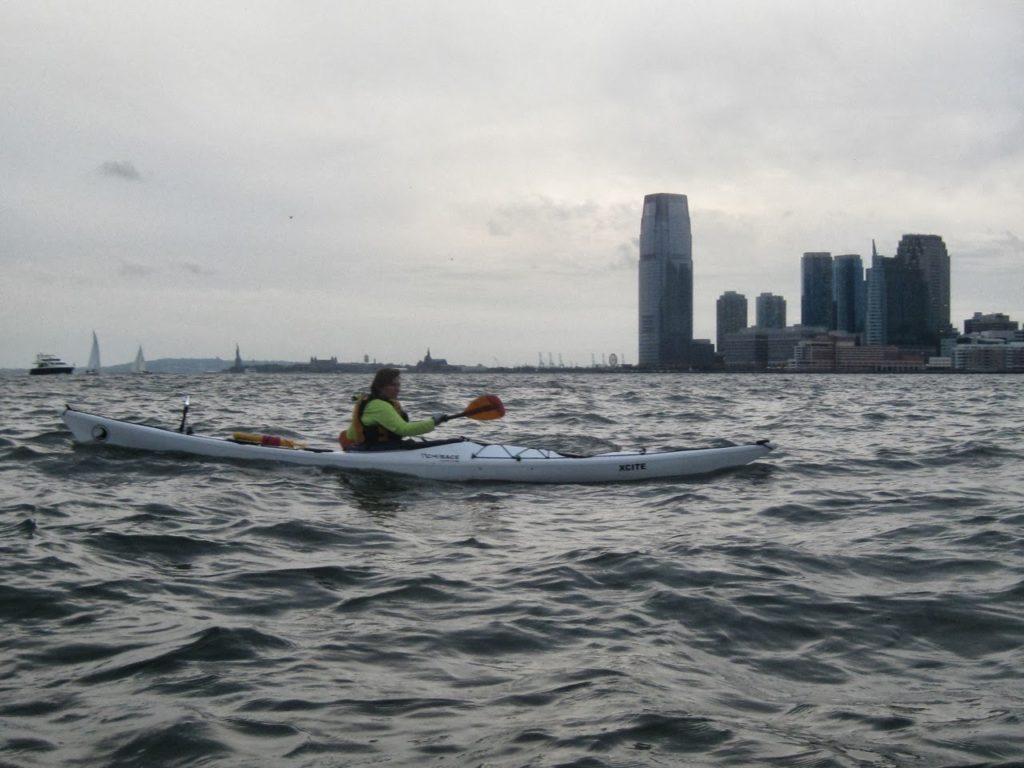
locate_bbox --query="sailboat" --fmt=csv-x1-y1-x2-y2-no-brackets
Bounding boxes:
131,346,150,375
85,331,101,375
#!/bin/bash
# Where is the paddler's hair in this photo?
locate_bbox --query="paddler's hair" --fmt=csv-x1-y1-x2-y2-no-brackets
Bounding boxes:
369,367,401,398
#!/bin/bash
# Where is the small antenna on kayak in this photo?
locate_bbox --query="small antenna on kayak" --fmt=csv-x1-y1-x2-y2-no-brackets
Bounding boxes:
178,395,191,434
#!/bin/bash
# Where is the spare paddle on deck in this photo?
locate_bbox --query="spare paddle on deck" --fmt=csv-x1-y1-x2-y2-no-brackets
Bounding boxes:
232,432,304,449
443,394,505,422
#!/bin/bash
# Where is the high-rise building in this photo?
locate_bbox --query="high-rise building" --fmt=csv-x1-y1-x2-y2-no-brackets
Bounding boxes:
865,244,930,349
865,243,886,345
833,254,866,335
716,291,748,353
638,193,692,367
896,234,951,339
867,237,950,352
801,252,834,328
756,292,787,329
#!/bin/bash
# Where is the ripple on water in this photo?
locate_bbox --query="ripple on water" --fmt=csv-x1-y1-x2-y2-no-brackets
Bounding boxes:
2,372,1023,767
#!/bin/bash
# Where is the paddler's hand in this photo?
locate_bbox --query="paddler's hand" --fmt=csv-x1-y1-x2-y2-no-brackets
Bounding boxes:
432,413,449,425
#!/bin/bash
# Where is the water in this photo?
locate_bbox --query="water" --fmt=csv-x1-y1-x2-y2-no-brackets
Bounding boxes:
2,372,1022,767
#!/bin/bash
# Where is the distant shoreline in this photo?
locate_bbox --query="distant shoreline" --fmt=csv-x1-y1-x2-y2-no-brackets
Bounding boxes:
3,363,1020,376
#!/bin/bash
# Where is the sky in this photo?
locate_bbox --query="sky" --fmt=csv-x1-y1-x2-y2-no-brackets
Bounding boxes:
2,0,1022,369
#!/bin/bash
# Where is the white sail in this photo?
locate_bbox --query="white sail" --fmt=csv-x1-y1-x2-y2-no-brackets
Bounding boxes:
132,346,148,374
86,331,101,374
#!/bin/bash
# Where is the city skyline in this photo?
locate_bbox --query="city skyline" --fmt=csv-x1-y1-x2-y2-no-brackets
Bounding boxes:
710,228,1021,372
719,235,955,349
5,222,1015,371
1,2,1021,369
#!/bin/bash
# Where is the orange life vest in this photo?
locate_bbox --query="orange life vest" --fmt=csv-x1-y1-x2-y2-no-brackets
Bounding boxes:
338,396,409,450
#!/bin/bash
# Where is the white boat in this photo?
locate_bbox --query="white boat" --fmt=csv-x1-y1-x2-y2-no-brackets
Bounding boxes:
30,354,74,376
61,406,775,484
85,332,101,375
131,346,149,375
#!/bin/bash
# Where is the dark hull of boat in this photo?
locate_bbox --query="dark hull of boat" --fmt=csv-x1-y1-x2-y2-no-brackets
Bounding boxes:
30,367,74,375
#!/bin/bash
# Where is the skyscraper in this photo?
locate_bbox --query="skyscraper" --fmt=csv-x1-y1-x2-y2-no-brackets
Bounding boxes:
801,252,834,328
833,254,866,334
716,291,748,353
756,293,787,329
895,234,951,339
866,244,930,348
638,193,692,367
865,242,886,345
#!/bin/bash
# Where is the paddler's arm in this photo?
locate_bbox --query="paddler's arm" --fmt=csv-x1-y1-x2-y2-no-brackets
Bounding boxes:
362,399,437,437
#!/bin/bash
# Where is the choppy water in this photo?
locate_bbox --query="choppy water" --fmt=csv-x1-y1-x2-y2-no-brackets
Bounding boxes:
2,372,1022,767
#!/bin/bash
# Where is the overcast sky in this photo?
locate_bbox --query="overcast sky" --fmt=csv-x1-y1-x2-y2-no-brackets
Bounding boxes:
2,0,1021,369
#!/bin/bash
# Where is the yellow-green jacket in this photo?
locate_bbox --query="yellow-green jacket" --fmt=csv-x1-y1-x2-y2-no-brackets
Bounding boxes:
340,397,436,450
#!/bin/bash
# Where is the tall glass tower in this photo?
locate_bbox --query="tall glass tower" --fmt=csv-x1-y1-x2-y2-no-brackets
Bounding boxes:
833,254,866,334
866,245,930,348
638,193,692,368
895,234,951,338
801,252,834,328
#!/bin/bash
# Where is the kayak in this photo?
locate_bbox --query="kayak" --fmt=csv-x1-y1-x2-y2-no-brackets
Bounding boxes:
61,406,775,484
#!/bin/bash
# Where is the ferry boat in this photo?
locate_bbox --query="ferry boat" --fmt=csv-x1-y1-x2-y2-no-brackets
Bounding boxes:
30,354,74,375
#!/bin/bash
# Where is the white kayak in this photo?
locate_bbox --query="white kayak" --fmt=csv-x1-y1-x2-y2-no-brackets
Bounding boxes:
61,407,775,484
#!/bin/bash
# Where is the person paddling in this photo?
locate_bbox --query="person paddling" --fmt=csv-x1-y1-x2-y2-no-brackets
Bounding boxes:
340,367,449,451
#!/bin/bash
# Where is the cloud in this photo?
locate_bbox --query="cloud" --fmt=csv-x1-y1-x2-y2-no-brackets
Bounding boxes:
119,261,157,278
179,261,216,276
99,160,142,181
954,230,1024,271
0,1,1021,367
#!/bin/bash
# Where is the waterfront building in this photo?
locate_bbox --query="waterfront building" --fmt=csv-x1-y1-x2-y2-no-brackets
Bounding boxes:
789,334,850,373
720,325,818,371
638,193,693,368
896,234,952,339
964,312,1019,334
716,291,748,353
952,338,1024,372
689,339,716,370
801,252,834,328
790,333,926,373
833,254,866,335
755,292,787,329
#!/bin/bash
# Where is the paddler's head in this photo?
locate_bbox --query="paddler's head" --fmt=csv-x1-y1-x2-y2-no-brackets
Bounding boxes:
370,367,402,401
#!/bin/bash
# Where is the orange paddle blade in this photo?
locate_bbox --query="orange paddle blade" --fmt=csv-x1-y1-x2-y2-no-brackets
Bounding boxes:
461,394,505,420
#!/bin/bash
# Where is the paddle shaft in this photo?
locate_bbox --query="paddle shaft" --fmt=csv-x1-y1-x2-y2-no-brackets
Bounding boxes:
178,396,190,433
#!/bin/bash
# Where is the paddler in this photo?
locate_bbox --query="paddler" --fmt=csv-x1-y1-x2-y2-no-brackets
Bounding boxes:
340,367,449,451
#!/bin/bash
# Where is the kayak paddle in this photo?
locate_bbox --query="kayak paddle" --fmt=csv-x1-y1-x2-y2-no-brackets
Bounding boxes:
443,394,505,422
178,395,191,433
